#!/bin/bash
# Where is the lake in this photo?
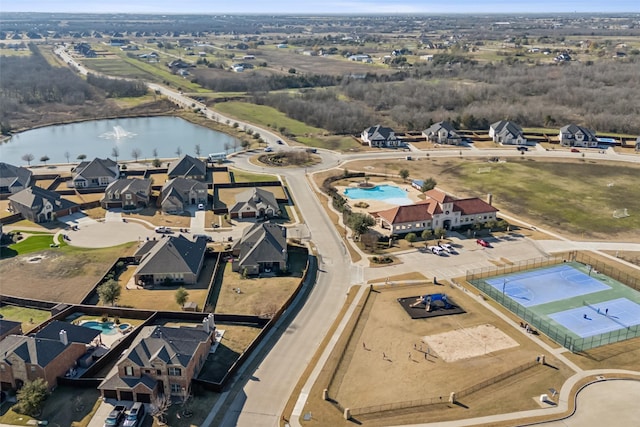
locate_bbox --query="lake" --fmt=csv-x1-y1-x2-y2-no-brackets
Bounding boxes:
0,116,240,165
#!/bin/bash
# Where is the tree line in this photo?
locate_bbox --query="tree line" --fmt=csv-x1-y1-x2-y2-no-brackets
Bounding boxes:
86,74,148,98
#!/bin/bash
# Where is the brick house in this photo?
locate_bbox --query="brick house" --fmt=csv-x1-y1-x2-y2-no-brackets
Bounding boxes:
101,178,152,209
71,158,119,189
160,178,208,214
372,188,498,235
133,235,207,286
422,121,462,145
167,155,206,181
0,162,32,195
361,125,403,148
559,124,598,147
98,318,215,402
8,186,79,223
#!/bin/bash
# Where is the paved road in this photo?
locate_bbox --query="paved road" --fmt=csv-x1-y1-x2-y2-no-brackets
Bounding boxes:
52,47,640,427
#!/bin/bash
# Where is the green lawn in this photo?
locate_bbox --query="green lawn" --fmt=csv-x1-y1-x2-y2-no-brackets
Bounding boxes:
0,306,50,332
214,101,326,136
453,160,640,236
229,167,279,183
3,235,56,256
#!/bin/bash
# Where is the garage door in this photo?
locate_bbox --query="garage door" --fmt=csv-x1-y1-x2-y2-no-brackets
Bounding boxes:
242,211,256,218
102,390,118,399
136,393,151,403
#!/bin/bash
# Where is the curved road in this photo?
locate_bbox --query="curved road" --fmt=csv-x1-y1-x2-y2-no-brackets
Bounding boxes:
53,48,640,427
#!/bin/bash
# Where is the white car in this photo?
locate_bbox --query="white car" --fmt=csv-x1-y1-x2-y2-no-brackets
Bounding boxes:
154,226,170,233
264,146,273,152
439,243,454,253
427,245,443,255
198,203,205,210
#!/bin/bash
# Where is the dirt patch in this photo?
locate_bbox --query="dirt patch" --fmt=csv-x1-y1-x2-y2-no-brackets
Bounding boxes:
423,324,519,362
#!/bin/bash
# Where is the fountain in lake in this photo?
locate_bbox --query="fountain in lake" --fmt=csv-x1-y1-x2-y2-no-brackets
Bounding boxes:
100,125,136,139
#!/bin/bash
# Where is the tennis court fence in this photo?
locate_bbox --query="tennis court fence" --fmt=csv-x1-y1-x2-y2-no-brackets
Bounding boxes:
465,252,640,352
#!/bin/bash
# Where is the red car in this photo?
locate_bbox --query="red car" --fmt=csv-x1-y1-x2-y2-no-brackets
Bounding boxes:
476,239,491,248
570,148,580,153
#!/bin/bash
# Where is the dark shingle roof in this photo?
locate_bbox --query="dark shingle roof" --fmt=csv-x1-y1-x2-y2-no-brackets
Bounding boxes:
0,335,69,368
364,124,396,141
0,162,32,191
230,188,279,214
234,222,287,267
167,155,206,178
0,319,22,337
9,186,78,211
124,325,212,368
135,235,206,276
161,178,207,207
34,320,101,344
74,158,118,180
105,178,151,196
559,124,597,140
423,121,459,136
491,120,523,138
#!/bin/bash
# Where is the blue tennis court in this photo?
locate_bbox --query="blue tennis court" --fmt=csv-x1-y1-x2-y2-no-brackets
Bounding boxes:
548,298,640,338
485,264,611,307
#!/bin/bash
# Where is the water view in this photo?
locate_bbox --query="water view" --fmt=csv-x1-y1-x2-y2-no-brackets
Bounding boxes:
0,116,240,165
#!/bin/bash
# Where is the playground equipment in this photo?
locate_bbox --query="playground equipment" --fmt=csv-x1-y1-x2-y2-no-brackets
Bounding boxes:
410,293,451,312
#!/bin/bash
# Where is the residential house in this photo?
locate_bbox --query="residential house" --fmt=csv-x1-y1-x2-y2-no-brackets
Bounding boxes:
489,120,527,145
422,121,462,145
167,155,206,181
160,178,208,214
0,325,99,391
98,319,215,402
361,125,403,148
372,188,498,235
71,158,119,189
232,222,287,275
0,319,22,341
229,188,280,219
0,162,32,194
559,124,598,147
101,178,152,209
9,186,79,223
133,235,207,286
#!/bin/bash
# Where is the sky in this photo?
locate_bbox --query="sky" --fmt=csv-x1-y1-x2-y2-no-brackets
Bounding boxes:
1,1,638,14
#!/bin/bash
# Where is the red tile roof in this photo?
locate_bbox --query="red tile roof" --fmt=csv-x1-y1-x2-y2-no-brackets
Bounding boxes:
424,189,456,204
453,198,499,215
374,200,436,224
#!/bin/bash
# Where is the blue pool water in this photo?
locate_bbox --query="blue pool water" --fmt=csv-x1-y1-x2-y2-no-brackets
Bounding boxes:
344,185,413,205
81,321,130,335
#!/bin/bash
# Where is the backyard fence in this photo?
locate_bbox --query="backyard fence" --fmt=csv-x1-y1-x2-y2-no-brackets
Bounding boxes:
466,253,640,352
349,360,538,417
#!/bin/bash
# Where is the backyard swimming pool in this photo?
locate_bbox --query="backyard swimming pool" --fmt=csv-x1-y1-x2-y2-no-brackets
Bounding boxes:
344,185,413,205
81,321,131,336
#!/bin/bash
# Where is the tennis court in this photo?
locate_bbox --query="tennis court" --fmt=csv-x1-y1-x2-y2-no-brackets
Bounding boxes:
549,298,640,338
485,264,610,307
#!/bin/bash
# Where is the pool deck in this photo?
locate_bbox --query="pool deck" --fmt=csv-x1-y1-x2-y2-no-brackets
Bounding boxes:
336,181,424,214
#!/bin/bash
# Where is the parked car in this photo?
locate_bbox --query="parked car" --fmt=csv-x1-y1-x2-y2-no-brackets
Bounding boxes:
194,234,214,242
570,148,580,153
276,139,284,144
439,243,454,253
517,146,528,151
154,226,170,233
122,402,146,427
264,146,273,152
198,203,205,210
427,245,443,255
476,239,491,248
104,405,127,427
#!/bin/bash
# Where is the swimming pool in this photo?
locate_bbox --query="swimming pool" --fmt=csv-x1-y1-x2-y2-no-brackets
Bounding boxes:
81,321,131,335
344,185,413,205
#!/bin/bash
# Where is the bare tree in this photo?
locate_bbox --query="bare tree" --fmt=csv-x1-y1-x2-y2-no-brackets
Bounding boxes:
64,151,70,163
175,147,182,157
21,153,34,166
223,142,231,154
131,148,142,162
194,144,201,158
152,148,158,158
111,147,119,162
150,394,171,425
233,139,241,152
179,384,193,417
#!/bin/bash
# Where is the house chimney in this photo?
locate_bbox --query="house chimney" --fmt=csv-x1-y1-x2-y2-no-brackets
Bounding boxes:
207,313,216,329
487,193,493,206
202,318,209,333
59,329,68,345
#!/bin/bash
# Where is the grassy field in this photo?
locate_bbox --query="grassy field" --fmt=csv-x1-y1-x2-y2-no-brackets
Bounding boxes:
0,48,31,57
0,233,66,258
302,283,574,426
82,57,152,80
297,135,364,152
341,158,640,241
214,101,325,138
0,305,50,333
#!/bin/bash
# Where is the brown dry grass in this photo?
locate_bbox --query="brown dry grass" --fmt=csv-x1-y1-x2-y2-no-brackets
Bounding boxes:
112,258,216,311
216,186,287,210
214,262,300,315
0,242,138,303
213,171,231,184
125,206,193,228
300,283,574,426
600,250,640,268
